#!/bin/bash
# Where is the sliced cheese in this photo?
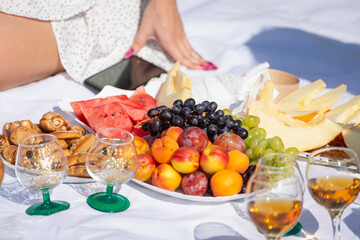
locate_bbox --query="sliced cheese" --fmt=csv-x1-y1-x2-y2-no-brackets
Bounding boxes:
324,95,360,124
276,79,326,112
156,61,192,107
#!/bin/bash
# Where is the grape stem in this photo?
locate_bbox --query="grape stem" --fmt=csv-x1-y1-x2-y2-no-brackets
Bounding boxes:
133,118,152,129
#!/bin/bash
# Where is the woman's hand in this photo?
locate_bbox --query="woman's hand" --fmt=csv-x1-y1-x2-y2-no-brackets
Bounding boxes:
125,0,217,70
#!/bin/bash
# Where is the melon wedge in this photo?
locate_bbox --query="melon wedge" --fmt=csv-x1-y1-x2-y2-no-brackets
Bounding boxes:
249,101,343,151
323,95,360,124
156,61,192,107
342,125,360,158
343,110,360,128
259,81,313,127
276,79,326,112
302,84,347,120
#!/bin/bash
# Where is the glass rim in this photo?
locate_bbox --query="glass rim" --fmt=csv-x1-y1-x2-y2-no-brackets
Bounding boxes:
247,171,301,184
18,133,57,147
257,152,295,169
95,128,134,145
309,146,359,166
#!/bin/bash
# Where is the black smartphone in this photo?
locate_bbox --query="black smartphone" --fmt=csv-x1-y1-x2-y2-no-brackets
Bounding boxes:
84,56,166,91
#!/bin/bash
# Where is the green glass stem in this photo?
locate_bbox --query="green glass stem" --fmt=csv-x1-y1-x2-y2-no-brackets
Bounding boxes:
26,189,70,216
86,184,130,213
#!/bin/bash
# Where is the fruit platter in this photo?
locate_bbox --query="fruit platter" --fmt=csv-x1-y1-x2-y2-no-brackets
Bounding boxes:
2,61,360,202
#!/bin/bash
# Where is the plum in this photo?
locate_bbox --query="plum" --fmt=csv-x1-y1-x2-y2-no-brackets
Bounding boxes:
179,126,209,152
181,171,209,196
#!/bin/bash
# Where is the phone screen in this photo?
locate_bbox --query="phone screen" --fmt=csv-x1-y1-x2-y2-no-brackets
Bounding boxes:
84,56,166,90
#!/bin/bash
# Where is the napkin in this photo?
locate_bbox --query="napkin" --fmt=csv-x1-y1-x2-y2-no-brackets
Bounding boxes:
145,62,270,115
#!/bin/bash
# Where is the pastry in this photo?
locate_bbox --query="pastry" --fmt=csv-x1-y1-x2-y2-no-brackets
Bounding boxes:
39,112,69,132
70,134,95,154
52,130,83,140
0,135,10,153
3,145,17,164
68,152,88,166
68,165,91,178
0,158,4,185
57,139,68,149
10,127,37,145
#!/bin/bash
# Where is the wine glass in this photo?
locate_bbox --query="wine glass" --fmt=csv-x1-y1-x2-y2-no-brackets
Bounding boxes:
255,152,305,193
15,134,70,215
306,146,360,240
246,171,304,240
254,152,305,236
86,128,138,212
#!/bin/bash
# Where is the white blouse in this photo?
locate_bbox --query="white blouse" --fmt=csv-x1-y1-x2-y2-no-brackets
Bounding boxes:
0,0,172,83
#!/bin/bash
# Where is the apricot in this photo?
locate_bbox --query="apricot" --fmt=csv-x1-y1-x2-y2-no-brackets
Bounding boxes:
134,136,150,154
210,169,243,197
152,164,182,191
166,126,184,144
151,136,179,164
226,150,249,174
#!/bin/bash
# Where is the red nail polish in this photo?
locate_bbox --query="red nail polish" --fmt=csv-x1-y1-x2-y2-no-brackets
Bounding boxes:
124,48,134,59
200,64,210,70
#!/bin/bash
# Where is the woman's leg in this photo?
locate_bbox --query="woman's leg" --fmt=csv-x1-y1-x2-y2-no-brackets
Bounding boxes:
0,12,64,91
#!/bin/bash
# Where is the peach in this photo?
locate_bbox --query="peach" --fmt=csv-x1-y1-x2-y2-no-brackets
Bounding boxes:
179,126,208,152
134,153,156,182
151,136,179,164
210,169,243,197
166,126,183,144
151,164,182,191
226,150,249,174
171,146,200,174
181,171,209,196
134,136,150,154
200,145,229,174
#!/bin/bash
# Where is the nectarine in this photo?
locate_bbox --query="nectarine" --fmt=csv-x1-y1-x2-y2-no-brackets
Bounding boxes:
171,146,200,174
200,145,229,174
152,164,182,191
134,153,156,182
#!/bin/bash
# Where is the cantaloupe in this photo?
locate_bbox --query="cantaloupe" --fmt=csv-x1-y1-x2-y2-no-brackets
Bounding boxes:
248,81,343,151
276,79,326,112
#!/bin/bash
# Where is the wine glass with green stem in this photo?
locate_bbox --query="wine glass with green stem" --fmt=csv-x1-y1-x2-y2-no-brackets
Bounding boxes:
86,128,138,212
307,146,360,240
246,171,304,240
15,134,70,215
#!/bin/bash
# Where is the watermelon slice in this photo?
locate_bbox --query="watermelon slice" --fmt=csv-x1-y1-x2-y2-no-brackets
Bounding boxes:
70,95,128,124
80,102,134,133
69,86,156,137
128,94,156,112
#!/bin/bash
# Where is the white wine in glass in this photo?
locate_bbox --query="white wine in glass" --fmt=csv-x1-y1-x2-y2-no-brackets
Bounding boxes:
307,146,360,240
246,172,303,240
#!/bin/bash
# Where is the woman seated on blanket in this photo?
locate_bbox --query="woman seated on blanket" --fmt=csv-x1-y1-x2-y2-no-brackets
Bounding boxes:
0,0,217,91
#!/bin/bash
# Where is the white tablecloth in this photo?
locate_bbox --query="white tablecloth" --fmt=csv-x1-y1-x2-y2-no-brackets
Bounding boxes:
1,0,360,239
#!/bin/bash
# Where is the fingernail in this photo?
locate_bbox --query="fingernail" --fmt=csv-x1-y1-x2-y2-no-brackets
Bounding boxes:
124,48,134,59
206,61,218,70
200,64,211,70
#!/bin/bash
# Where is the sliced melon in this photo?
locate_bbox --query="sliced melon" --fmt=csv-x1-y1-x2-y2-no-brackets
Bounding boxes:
302,84,347,120
343,110,360,128
323,95,360,124
342,125,360,158
259,81,313,127
156,61,192,107
276,79,326,112
249,101,343,151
